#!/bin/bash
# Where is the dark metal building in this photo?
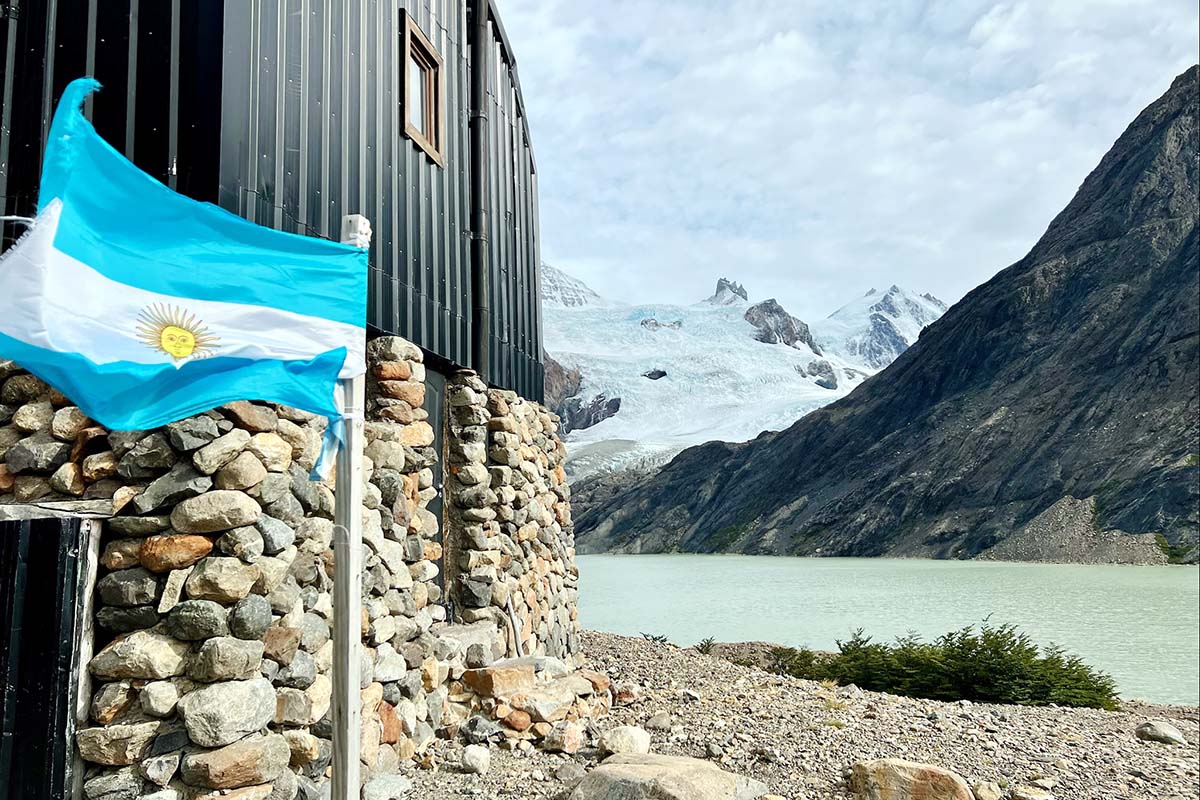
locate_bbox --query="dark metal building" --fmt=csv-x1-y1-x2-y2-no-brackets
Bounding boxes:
0,0,543,400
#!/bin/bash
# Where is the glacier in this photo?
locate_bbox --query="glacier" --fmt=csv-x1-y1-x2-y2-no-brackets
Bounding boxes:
541,265,944,479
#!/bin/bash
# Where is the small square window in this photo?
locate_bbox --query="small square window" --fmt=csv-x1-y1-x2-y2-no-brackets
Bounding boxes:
402,13,444,167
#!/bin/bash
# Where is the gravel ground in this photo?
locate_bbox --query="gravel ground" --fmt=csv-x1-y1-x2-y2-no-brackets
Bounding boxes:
404,631,1199,799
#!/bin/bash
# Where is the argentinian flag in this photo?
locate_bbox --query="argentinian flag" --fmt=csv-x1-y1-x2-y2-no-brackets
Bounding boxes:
0,78,366,474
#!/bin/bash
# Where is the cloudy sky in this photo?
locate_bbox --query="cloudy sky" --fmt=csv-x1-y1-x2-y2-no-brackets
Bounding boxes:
500,0,1198,319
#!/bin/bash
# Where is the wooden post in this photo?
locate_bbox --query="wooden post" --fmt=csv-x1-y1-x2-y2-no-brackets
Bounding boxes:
70,519,103,800
332,214,370,799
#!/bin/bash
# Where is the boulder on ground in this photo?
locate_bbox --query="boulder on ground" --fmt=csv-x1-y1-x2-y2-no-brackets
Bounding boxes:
1009,787,1054,800
972,781,1004,800
846,758,973,800
569,753,768,800
460,743,491,775
361,775,413,800
599,725,651,755
1134,720,1188,745
544,721,587,754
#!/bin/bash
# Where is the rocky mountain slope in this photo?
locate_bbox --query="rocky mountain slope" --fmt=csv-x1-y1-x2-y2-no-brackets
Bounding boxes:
574,66,1200,561
541,267,943,478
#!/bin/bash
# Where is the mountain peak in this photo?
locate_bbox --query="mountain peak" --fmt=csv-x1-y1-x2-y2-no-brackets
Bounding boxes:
706,277,749,305
814,285,947,369
920,292,948,311
541,263,605,308
744,298,822,354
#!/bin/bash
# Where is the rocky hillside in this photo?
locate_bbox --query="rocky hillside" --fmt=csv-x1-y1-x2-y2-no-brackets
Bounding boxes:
575,66,1200,561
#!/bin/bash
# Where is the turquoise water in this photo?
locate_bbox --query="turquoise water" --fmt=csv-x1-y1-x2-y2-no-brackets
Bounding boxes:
576,555,1200,705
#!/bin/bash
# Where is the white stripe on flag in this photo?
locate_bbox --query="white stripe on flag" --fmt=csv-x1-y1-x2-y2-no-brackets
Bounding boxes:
0,200,364,377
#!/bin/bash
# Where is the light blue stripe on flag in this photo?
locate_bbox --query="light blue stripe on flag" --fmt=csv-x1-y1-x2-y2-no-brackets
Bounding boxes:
0,330,346,432
39,79,365,327
0,77,369,477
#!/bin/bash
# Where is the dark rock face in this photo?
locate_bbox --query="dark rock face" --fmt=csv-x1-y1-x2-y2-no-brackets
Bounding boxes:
743,299,822,354
859,314,910,368
543,351,582,412
560,395,621,433
642,369,667,381
705,278,748,305
805,360,837,390
576,67,1200,562
543,351,621,434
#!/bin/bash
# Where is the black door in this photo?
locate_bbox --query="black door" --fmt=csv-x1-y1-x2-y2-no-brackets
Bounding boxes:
0,518,86,800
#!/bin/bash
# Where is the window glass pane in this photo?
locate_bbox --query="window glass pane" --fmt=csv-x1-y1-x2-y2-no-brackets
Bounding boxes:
409,54,427,136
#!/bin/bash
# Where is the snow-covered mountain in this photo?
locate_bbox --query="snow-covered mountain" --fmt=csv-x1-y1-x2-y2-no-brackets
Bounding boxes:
812,286,947,369
541,267,945,479
704,277,749,305
542,264,606,308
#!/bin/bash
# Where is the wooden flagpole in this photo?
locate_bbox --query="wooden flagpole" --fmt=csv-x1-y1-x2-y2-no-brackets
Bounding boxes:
332,215,371,799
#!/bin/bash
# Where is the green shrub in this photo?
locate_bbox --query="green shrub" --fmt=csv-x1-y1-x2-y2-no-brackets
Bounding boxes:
767,623,1118,710
695,637,717,655
640,632,670,645
1155,533,1193,563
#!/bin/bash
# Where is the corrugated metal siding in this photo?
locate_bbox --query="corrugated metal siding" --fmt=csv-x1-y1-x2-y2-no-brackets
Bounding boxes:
0,0,223,239
0,0,542,401
479,7,542,400
219,0,475,376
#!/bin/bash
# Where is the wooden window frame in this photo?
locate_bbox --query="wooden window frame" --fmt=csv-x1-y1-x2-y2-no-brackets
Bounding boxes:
402,12,445,167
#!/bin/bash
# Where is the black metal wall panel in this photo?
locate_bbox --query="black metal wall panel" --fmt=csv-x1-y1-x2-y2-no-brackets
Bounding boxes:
218,0,480,380
0,0,224,241
479,8,543,400
0,0,542,400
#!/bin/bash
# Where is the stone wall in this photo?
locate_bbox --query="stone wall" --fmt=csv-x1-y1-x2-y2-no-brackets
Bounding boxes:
0,336,589,800
444,372,581,663
2,354,343,800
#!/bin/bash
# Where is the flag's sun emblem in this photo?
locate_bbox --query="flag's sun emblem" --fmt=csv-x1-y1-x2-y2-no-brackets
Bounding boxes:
136,303,219,361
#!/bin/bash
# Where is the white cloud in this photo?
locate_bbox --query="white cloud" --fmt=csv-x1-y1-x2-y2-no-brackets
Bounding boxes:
498,0,1199,319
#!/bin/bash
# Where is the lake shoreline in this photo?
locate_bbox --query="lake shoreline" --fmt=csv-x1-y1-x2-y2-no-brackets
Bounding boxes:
578,549,1199,567
576,554,1200,705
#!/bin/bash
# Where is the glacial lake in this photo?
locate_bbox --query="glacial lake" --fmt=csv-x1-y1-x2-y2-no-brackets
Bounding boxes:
576,555,1200,706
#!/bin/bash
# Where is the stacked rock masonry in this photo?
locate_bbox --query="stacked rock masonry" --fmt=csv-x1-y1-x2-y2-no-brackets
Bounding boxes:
442,370,581,664
0,336,593,800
